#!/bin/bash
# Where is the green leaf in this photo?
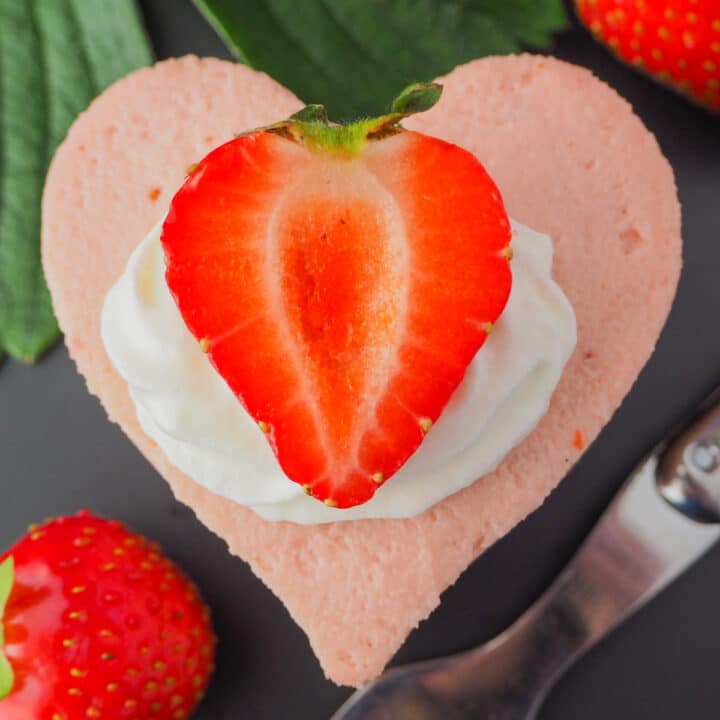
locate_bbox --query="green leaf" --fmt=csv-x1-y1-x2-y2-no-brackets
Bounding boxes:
0,0,153,362
192,0,567,120
0,557,14,700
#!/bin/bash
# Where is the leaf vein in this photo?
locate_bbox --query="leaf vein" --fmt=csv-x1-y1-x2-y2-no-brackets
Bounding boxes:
15,1,51,358
261,1,351,101
66,0,100,94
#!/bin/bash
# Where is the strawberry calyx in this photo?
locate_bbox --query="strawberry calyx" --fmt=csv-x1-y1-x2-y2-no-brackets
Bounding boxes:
240,81,443,156
0,557,14,701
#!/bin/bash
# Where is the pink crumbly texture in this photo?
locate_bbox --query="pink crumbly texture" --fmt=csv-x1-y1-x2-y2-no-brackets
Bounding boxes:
42,55,681,687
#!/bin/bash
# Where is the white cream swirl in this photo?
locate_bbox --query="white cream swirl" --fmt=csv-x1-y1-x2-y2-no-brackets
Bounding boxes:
101,219,576,524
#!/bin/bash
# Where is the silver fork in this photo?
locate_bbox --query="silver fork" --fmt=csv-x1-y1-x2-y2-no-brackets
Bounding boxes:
332,386,720,720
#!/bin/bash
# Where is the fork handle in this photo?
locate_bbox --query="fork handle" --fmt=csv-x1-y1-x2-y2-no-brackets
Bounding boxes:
459,396,720,714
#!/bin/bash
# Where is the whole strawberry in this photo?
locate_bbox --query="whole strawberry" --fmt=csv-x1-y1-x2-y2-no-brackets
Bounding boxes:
0,512,215,719
576,0,720,111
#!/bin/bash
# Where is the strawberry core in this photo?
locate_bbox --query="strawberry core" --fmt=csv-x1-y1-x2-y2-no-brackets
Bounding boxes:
277,194,402,456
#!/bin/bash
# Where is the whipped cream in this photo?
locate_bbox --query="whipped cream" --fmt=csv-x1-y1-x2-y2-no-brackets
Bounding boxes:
102,219,576,524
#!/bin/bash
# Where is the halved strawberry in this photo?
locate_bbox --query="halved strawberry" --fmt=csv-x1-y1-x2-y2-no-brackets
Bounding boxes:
162,84,512,509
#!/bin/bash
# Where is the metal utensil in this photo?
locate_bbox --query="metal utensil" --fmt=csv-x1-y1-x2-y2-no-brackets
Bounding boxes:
332,386,720,720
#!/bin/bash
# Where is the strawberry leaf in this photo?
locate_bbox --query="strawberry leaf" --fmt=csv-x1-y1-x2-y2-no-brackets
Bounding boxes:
0,0,152,362
192,0,568,119
0,557,14,700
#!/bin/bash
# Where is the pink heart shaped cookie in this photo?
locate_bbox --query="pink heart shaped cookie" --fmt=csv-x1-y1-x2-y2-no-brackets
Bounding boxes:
42,54,680,687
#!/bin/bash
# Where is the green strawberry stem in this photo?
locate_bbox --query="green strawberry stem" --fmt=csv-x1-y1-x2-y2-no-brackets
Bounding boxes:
0,557,14,700
246,81,443,156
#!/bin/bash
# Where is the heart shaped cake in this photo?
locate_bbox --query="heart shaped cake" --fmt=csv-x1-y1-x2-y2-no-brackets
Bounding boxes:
41,54,680,686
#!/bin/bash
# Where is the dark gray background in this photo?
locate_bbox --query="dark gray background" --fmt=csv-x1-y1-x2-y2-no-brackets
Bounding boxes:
1,1,719,718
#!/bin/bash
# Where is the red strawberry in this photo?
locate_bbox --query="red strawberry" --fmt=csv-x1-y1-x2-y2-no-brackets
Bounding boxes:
0,512,215,720
576,0,720,111
161,84,513,509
